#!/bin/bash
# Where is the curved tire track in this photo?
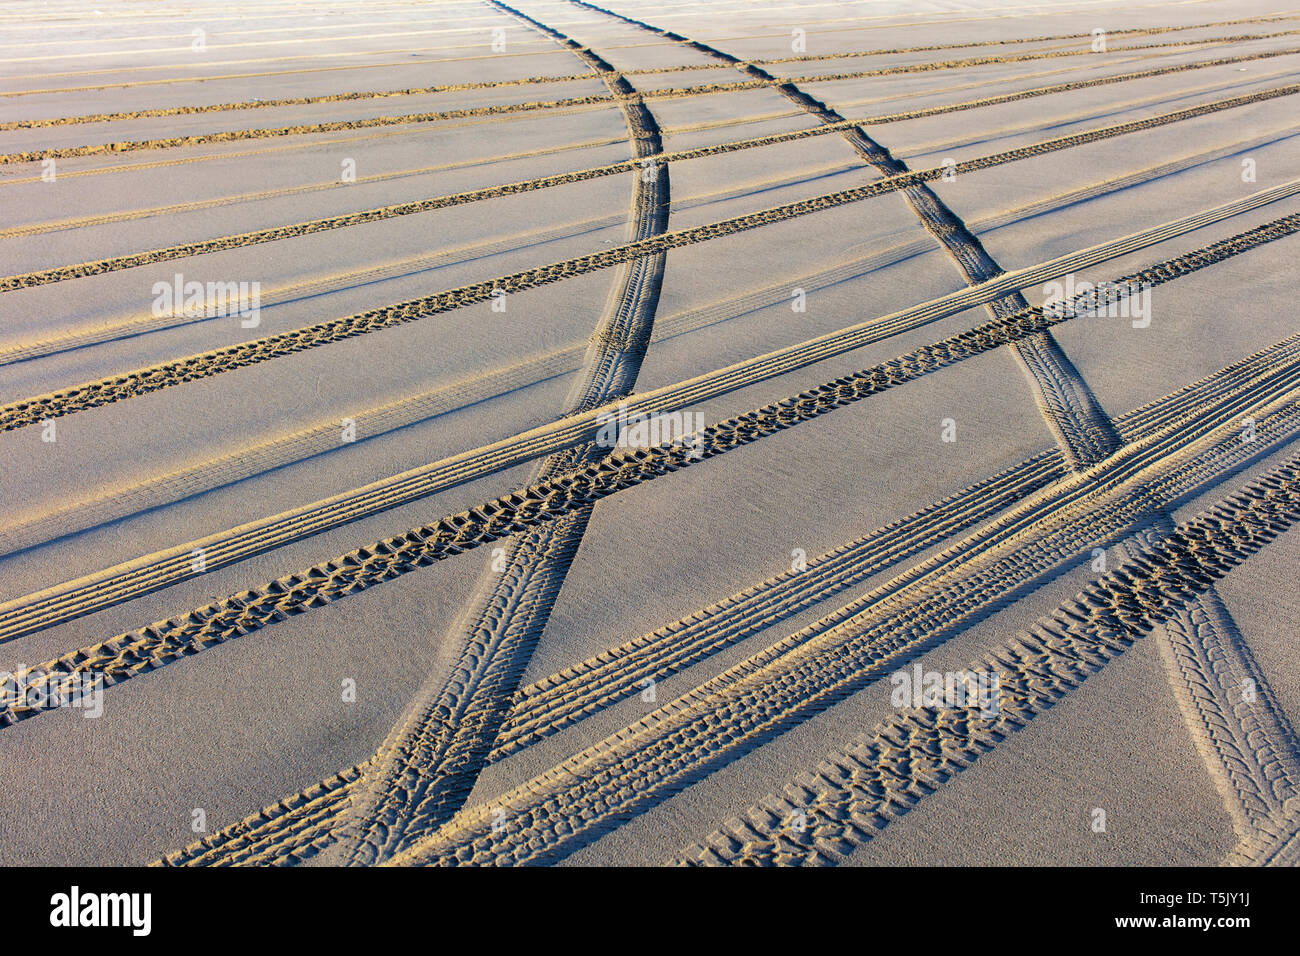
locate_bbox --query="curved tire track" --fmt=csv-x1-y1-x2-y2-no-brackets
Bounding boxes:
330,0,673,866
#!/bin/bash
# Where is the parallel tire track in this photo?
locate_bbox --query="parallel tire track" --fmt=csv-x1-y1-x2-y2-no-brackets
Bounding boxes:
2,218,1294,729
673,459,1300,866
0,150,836,368
4,85,1297,433
1,198,1293,649
7,14,1293,118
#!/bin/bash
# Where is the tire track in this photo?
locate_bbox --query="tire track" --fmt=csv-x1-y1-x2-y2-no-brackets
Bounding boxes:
6,32,1297,164
0,100,619,189
5,47,1293,294
389,387,1300,866
7,127,1275,562
674,459,1300,866
1,198,1293,651
156,763,370,868
153,330,1300,867
4,89,1296,434
494,333,1300,760
1155,588,1300,835
3,217,1293,730
578,1,1300,828
1226,803,1300,866
328,0,673,867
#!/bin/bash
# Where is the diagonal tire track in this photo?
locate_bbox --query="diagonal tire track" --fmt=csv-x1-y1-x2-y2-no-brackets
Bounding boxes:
1,196,1294,648
3,217,1294,732
153,326,1300,866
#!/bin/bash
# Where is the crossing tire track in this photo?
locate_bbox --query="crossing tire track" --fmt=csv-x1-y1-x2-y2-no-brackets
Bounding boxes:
4,85,1297,435
494,332,1300,759
672,458,1300,866
577,2,1299,831
2,217,1293,730
152,330,1300,867
330,0,674,867
3,127,1280,560
0,203,1292,651
389,390,1300,866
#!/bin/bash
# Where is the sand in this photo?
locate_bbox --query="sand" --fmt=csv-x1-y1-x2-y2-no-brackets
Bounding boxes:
0,0,1297,867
